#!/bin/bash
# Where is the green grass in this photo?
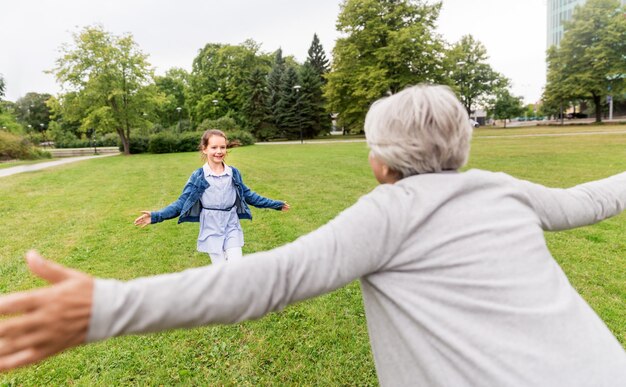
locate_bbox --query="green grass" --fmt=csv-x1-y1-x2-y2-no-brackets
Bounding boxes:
0,126,625,385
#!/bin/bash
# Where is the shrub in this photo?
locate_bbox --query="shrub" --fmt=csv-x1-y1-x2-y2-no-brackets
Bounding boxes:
148,132,178,154
225,129,255,147
127,135,149,154
178,131,202,152
0,130,51,161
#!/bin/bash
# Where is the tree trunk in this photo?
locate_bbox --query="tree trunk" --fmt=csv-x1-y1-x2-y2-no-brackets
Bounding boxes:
117,128,130,155
593,94,602,123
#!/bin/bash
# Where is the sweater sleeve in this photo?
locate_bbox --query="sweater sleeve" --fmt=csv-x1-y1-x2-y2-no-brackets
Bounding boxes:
87,185,408,342
515,172,626,231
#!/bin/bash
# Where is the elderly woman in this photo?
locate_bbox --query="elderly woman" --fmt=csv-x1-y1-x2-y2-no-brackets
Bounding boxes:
0,85,625,385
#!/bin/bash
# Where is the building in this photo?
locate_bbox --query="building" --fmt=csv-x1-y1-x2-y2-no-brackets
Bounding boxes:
547,0,626,47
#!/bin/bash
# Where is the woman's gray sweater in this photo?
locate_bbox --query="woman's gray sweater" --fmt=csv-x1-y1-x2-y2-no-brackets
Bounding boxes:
88,169,626,386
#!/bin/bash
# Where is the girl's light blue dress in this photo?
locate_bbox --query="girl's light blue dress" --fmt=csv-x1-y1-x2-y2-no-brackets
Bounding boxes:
196,163,244,254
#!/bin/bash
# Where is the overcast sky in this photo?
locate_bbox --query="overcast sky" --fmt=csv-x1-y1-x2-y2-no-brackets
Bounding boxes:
0,0,547,104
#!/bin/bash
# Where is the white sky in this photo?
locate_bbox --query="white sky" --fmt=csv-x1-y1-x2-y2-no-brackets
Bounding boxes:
0,0,547,104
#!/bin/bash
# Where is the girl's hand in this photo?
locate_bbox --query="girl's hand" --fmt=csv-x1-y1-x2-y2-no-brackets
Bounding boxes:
134,211,152,227
281,202,291,212
0,251,94,371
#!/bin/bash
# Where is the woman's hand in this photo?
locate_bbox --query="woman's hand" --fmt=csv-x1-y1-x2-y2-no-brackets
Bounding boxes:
281,202,291,212
134,211,152,227
0,251,94,371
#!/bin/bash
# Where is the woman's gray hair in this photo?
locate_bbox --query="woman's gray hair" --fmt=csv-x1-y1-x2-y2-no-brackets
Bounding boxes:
364,84,472,178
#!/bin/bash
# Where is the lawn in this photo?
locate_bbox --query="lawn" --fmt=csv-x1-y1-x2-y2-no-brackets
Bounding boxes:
0,126,625,385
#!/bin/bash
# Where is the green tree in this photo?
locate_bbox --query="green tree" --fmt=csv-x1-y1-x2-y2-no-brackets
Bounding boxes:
188,40,272,127
299,63,329,137
0,74,5,102
447,35,507,116
276,67,301,139
325,0,447,131
14,93,52,133
243,67,270,138
492,89,524,128
155,68,190,130
306,33,330,81
544,0,626,122
50,25,162,154
266,48,286,130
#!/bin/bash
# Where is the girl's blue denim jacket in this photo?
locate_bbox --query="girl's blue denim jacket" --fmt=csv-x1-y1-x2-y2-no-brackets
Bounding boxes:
150,166,284,224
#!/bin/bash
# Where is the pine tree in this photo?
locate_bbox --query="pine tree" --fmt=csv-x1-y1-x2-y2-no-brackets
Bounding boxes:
243,68,271,137
305,34,330,82
276,67,301,139
299,63,329,137
266,49,285,127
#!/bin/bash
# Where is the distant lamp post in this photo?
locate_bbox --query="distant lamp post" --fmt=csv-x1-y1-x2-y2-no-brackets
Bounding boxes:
212,99,219,120
39,123,47,149
293,84,302,144
176,107,182,132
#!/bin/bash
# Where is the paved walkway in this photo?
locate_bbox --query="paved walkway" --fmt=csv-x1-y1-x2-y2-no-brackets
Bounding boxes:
0,153,118,178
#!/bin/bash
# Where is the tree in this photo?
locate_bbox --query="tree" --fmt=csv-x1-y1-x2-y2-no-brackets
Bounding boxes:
543,0,626,122
14,93,52,133
243,67,270,138
325,0,447,132
306,34,330,81
299,63,329,137
276,67,301,139
188,40,272,127
447,35,507,116
155,68,190,129
492,89,524,128
50,26,162,154
266,48,286,130
0,74,5,101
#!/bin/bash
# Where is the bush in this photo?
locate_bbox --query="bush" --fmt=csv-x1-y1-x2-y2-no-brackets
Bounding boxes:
225,129,255,147
0,130,51,161
127,135,149,154
147,132,178,154
178,131,202,152
197,116,239,132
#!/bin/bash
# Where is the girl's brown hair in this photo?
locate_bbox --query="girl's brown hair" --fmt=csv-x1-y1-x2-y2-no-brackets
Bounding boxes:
199,129,228,160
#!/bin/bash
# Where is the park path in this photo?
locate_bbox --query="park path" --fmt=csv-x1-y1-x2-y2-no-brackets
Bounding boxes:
0,153,118,178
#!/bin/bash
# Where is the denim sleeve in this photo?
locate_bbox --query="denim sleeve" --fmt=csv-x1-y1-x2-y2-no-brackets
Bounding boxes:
151,178,194,223
241,180,283,210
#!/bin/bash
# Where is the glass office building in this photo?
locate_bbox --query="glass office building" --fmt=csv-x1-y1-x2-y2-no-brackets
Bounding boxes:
547,0,626,47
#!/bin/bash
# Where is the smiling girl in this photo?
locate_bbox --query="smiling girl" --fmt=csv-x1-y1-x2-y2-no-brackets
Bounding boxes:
134,129,290,264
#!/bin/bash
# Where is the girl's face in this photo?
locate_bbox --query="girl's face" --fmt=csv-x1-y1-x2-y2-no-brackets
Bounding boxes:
202,135,227,165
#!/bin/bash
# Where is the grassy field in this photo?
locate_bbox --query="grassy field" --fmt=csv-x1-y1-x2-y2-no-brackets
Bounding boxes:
0,125,625,385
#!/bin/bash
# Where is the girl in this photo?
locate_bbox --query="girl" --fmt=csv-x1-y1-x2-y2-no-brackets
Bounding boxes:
133,129,290,264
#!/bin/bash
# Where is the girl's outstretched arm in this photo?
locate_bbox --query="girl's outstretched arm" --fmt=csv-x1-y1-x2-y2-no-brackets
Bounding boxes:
133,211,152,227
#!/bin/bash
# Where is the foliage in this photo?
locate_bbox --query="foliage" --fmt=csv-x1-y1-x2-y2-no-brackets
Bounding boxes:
197,116,240,132
306,33,330,81
50,25,164,154
0,74,5,102
275,67,302,139
224,129,256,147
266,49,287,133
492,89,524,128
0,130,51,160
325,0,447,131
447,35,508,115
0,110,24,135
543,0,626,122
13,92,53,133
147,132,180,154
243,67,269,137
188,40,272,127
1,129,626,384
154,68,190,129
298,63,330,137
